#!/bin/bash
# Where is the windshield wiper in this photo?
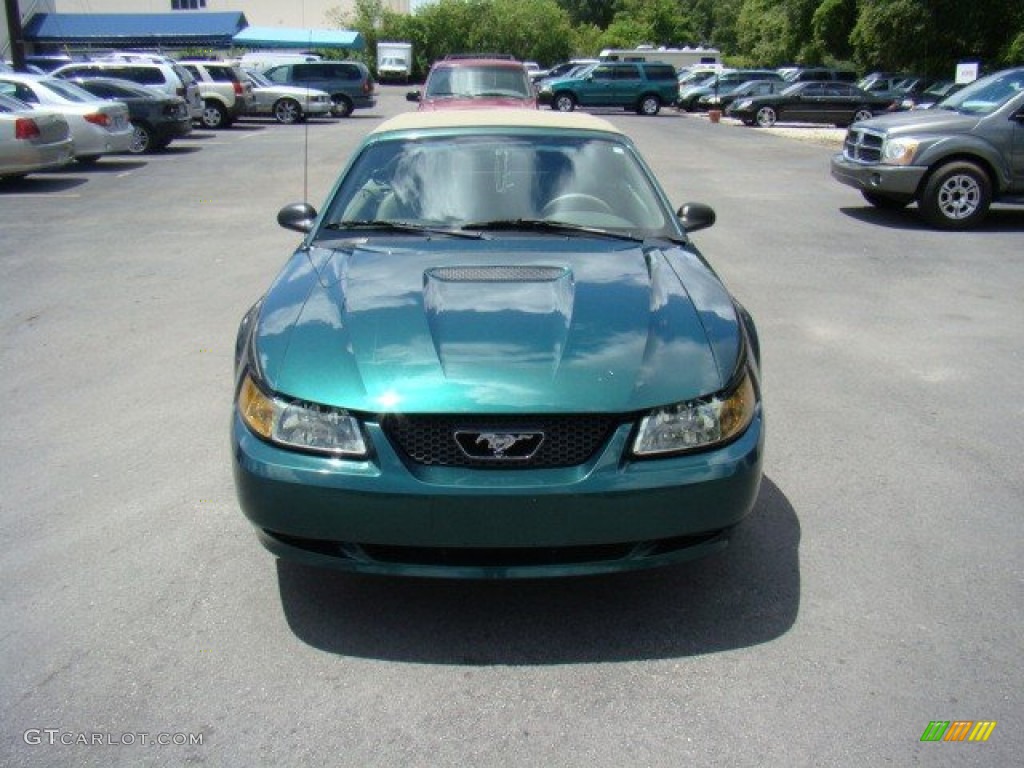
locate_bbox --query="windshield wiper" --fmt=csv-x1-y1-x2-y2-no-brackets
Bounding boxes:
461,219,644,242
324,220,488,239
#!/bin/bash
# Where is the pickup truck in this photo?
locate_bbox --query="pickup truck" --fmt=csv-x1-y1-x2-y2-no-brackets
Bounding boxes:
830,67,1024,229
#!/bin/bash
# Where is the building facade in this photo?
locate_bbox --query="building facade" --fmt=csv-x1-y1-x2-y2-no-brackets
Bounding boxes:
4,1,411,59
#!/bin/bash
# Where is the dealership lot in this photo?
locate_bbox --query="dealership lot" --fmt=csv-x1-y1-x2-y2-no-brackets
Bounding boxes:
2,87,1021,766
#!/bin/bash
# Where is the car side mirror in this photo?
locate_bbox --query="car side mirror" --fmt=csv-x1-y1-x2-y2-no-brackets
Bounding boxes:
406,90,421,102
677,203,716,233
277,202,317,233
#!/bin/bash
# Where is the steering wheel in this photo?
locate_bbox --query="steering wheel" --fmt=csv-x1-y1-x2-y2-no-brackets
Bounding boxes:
541,193,614,217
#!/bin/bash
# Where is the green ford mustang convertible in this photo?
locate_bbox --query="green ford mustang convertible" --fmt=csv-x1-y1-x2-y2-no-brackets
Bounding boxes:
232,110,764,578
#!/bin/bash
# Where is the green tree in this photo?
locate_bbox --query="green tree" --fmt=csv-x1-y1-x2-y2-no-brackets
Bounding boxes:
812,0,857,62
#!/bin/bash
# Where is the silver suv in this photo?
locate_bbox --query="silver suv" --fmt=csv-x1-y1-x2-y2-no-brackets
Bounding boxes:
179,60,253,129
51,59,203,121
260,61,376,117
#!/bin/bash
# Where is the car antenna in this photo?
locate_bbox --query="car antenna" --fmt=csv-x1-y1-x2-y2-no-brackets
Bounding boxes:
303,30,312,205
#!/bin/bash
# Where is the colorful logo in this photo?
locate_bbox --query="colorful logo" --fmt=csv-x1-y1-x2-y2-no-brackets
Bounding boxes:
920,721,997,742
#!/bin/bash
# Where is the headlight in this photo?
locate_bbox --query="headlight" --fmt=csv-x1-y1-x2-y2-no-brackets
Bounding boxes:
880,137,920,165
632,371,757,456
734,99,753,110
238,373,368,457
539,84,552,94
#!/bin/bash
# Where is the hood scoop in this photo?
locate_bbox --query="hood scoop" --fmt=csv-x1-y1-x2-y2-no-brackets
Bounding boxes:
423,265,574,383
426,265,569,283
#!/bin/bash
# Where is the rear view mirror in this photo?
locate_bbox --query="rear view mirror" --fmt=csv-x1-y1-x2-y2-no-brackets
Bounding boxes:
406,90,421,102
277,202,317,233
677,203,716,233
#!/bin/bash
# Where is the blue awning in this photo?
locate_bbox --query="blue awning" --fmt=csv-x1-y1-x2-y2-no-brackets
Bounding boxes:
232,27,364,51
23,13,248,48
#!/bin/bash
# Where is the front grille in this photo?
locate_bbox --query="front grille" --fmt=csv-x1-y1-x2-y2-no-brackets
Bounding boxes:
380,413,622,469
842,127,884,163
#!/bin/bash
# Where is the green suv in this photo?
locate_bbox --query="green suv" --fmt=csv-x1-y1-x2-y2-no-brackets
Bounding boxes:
538,61,678,115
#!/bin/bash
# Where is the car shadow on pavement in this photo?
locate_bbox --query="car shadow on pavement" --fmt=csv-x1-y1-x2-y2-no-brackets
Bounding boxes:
275,476,800,664
0,176,88,192
840,205,1024,232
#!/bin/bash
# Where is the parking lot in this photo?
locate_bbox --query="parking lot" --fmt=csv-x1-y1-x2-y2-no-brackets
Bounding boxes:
2,85,1022,767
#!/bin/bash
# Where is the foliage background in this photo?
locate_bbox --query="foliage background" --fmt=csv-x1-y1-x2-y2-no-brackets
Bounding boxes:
330,0,1023,79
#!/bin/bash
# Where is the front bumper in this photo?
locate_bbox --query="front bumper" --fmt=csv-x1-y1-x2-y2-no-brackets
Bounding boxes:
232,410,764,578
830,154,927,197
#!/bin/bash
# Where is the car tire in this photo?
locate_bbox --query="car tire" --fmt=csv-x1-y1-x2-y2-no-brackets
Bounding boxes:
918,161,992,230
637,95,661,116
273,98,303,124
852,108,874,124
553,93,576,112
755,106,777,127
861,191,910,210
128,121,153,154
201,100,229,129
331,95,353,118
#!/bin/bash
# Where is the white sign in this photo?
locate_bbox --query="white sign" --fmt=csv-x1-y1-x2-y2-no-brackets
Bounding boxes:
956,62,980,84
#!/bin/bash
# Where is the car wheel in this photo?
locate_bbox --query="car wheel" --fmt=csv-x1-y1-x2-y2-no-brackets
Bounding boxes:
918,161,992,230
128,121,153,154
638,95,661,116
331,95,353,117
201,100,229,129
852,108,874,123
273,98,303,124
861,191,910,210
553,93,575,112
755,106,777,127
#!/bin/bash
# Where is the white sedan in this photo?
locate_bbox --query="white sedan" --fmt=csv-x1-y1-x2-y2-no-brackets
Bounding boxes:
244,70,332,124
0,73,133,162
0,93,74,179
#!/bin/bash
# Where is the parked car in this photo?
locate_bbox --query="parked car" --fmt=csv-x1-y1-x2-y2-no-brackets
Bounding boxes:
258,61,376,117
533,59,599,85
897,79,964,110
51,58,203,121
65,77,191,153
0,73,133,162
537,60,680,115
407,57,537,110
178,60,253,129
243,70,332,124
697,79,783,111
0,92,74,179
726,81,895,127
831,66,1024,229
232,110,764,578
678,69,783,112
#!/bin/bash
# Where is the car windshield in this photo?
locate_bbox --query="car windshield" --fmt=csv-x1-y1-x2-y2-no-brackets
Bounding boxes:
317,133,672,238
41,78,100,103
0,92,34,111
937,70,1024,115
425,66,532,99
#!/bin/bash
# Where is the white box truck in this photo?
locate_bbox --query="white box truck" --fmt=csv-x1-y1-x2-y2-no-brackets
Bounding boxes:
376,42,413,83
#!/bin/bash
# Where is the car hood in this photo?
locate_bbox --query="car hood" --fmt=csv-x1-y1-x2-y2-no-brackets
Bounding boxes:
853,108,981,135
253,239,742,414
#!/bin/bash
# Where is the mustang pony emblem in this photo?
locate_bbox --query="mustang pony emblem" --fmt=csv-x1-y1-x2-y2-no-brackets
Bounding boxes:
454,431,545,460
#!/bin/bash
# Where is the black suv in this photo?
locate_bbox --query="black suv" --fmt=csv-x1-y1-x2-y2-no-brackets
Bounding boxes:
537,61,679,115
259,61,376,117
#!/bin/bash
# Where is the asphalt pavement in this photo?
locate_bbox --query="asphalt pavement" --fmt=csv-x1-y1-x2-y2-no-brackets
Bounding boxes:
1,87,1021,767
